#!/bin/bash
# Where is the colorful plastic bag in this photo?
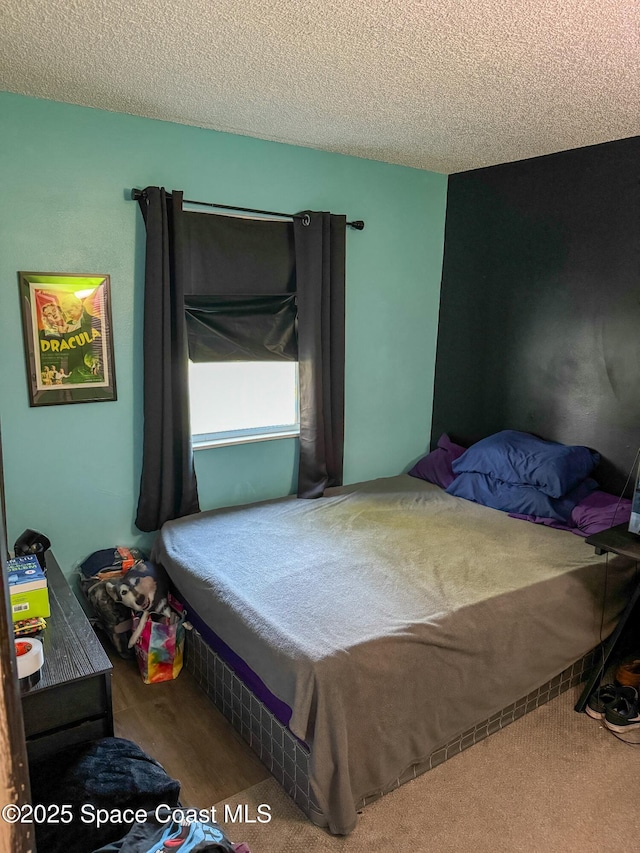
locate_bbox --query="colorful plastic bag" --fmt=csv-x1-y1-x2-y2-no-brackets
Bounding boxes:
133,610,185,684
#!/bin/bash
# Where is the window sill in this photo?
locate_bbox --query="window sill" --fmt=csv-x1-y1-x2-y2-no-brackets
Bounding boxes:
193,428,300,450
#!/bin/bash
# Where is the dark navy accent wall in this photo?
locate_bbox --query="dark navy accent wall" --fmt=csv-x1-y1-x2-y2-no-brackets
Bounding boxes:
433,136,640,495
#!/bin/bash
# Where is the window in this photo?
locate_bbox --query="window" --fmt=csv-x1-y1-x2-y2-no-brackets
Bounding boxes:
189,360,299,448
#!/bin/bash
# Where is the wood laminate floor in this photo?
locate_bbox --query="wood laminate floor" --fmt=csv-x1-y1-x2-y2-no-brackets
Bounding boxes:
106,641,270,808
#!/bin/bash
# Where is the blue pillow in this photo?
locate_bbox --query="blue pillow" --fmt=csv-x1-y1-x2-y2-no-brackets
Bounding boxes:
451,430,600,498
446,473,599,522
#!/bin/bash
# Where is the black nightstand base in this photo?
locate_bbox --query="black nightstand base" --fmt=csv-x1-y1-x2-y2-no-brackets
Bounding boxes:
575,524,640,713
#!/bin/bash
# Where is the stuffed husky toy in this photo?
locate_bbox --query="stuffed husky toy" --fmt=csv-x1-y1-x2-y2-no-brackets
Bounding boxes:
106,561,171,648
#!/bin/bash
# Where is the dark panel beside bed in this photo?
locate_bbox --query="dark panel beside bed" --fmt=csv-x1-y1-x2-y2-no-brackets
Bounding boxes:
433,135,640,495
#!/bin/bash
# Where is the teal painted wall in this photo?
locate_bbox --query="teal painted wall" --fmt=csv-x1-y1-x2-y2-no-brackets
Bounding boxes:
0,92,447,576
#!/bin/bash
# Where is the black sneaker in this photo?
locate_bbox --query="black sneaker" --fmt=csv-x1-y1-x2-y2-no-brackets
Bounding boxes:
604,686,640,733
585,683,621,720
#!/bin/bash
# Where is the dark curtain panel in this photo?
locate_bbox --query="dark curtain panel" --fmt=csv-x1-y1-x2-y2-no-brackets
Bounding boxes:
294,212,346,498
185,294,298,362
136,188,200,532
135,198,345,516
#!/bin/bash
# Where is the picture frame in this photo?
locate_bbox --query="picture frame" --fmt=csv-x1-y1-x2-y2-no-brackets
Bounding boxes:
18,272,117,406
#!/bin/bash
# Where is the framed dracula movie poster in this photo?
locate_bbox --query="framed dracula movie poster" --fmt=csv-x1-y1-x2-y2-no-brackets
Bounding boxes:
18,272,117,406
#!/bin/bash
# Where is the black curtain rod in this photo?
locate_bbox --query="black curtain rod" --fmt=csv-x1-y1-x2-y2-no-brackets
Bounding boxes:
130,188,364,230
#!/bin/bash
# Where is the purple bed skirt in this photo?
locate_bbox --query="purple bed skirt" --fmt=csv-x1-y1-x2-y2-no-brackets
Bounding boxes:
171,587,293,728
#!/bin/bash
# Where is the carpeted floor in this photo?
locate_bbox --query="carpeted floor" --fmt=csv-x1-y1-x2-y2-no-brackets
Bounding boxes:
214,686,640,853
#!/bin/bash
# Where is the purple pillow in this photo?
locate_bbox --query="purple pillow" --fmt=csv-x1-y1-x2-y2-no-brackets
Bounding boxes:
509,490,631,537
408,434,466,489
570,490,632,535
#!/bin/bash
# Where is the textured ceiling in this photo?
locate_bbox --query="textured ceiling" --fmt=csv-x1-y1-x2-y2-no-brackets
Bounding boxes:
1,1,639,173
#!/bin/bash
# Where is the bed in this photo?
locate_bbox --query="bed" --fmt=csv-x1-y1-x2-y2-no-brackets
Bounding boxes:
151,473,636,835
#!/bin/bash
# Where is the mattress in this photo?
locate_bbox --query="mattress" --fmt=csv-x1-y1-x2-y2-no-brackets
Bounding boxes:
152,475,635,834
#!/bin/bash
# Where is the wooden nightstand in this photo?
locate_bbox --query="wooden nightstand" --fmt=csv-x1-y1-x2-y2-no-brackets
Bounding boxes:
574,524,640,712
20,552,113,762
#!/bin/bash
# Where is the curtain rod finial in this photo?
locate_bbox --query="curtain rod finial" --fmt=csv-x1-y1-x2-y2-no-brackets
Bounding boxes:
131,188,143,201
349,220,365,231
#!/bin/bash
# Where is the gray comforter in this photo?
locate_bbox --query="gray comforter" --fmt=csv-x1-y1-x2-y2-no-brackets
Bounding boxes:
152,476,634,834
